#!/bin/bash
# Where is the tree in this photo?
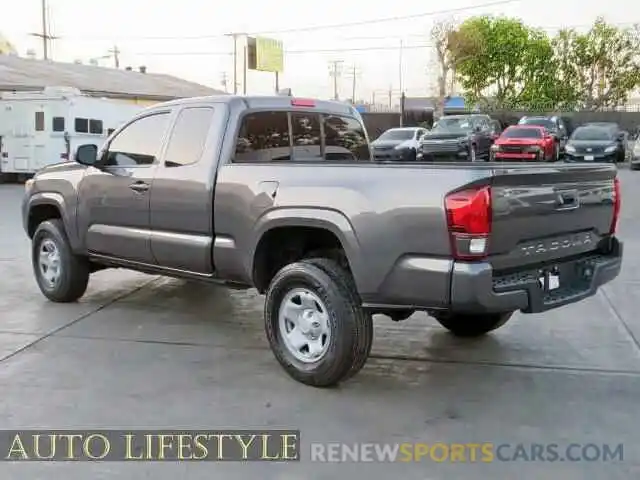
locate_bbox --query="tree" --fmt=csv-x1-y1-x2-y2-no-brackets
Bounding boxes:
453,16,559,110
552,18,640,110
430,18,478,118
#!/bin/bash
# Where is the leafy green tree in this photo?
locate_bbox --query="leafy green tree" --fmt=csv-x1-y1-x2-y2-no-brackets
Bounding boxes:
552,18,640,110
452,16,559,110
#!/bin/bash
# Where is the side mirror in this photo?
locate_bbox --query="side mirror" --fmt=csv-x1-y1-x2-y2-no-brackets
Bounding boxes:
75,144,98,166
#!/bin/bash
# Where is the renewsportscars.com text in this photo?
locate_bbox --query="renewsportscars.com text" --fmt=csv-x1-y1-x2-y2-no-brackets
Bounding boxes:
310,442,624,463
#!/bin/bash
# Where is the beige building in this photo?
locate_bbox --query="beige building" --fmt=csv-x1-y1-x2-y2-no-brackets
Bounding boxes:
0,54,224,105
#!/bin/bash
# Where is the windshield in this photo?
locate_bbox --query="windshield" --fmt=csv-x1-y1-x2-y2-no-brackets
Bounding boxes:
432,117,473,131
571,127,613,141
520,118,556,131
377,129,415,141
502,127,543,139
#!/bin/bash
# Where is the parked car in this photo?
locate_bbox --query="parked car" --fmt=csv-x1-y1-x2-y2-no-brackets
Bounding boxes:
22,95,623,387
565,125,625,163
371,127,427,161
630,139,640,170
489,125,557,161
517,115,568,155
417,114,495,161
581,122,629,162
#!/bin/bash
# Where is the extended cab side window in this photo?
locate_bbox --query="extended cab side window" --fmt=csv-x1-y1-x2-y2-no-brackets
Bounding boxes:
324,114,370,161
104,113,170,167
234,111,290,163
164,107,214,167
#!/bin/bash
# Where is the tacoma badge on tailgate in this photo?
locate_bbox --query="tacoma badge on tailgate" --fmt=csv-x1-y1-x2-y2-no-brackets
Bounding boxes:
520,232,594,257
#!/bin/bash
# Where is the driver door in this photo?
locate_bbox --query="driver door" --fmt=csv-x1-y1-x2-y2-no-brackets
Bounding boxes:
76,111,172,263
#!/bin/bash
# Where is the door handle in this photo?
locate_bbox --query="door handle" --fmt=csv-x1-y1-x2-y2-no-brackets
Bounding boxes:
129,181,149,193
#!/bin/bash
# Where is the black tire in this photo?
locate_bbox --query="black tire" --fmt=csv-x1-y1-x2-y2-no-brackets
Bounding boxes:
304,258,373,381
32,219,90,302
433,312,513,337
264,259,373,387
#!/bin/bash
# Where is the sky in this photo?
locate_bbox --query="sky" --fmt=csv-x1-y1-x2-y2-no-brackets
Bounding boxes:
2,0,638,104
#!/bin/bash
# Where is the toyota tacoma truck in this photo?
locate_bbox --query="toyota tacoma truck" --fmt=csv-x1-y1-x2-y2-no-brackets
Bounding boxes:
22,95,623,387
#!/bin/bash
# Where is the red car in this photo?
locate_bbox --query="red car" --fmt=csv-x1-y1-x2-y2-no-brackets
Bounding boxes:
490,125,557,161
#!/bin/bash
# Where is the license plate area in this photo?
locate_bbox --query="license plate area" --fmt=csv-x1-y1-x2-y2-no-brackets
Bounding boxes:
538,268,560,291
584,155,594,161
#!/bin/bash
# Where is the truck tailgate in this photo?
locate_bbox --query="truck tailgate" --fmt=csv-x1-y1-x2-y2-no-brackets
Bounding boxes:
489,163,618,271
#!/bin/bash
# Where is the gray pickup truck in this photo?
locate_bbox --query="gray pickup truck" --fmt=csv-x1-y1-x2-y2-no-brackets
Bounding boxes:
22,95,623,387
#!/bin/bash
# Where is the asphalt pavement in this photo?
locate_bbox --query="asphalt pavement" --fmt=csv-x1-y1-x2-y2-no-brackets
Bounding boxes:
1,169,640,479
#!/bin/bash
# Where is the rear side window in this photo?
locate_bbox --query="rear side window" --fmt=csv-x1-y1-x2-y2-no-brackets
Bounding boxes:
324,114,370,161
291,112,321,161
234,111,291,163
52,117,65,132
164,107,214,167
233,110,370,163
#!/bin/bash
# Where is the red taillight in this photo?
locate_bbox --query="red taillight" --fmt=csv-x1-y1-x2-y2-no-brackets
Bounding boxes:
291,98,315,107
445,186,491,260
610,177,621,234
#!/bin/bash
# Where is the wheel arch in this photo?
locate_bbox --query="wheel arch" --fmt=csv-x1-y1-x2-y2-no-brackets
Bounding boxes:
250,209,362,293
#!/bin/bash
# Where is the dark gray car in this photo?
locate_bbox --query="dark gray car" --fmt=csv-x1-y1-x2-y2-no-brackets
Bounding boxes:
565,126,625,163
418,114,495,161
22,95,623,387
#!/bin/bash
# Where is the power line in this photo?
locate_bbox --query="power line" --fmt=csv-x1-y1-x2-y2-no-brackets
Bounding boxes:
135,44,434,57
27,0,527,41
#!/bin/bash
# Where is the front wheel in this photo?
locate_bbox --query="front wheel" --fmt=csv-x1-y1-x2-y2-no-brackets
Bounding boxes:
264,258,373,387
433,312,513,337
32,219,90,302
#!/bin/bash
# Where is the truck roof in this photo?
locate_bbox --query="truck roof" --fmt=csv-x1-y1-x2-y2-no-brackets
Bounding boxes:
154,95,357,116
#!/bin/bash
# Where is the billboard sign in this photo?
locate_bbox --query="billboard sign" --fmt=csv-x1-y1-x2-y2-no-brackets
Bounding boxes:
248,37,283,73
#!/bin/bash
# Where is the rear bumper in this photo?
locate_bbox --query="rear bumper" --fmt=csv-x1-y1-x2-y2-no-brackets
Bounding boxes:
565,152,618,163
363,238,623,315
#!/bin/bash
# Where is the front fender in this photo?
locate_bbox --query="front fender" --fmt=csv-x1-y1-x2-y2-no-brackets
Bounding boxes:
250,207,364,291
24,192,80,251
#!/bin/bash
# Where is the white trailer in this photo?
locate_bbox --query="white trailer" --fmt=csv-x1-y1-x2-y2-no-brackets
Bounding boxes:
0,86,144,180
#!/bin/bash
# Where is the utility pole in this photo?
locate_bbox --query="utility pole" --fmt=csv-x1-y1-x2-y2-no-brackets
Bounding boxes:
399,39,404,95
388,86,393,109
41,0,48,60
225,33,246,94
220,72,229,92
30,0,57,60
351,64,357,102
108,45,120,68
328,60,343,100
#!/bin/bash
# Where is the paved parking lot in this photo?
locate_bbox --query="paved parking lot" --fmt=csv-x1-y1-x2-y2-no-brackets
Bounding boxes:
2,169,640,479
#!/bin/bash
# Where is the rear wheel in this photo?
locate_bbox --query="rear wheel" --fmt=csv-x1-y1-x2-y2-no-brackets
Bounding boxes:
264,258,373,387
433,312,513,337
